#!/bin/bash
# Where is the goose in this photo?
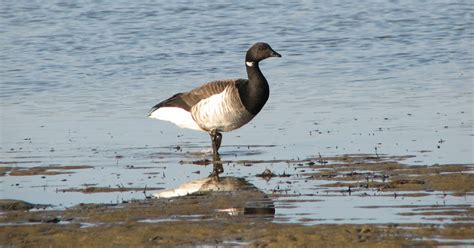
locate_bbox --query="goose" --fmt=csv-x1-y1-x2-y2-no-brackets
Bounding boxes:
148,42,281,158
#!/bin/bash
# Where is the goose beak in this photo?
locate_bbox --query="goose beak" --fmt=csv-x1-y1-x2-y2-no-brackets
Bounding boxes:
270,50,282,58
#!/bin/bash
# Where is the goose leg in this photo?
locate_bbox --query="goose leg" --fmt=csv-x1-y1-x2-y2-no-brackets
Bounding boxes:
216,132,222,152
209,130,222,158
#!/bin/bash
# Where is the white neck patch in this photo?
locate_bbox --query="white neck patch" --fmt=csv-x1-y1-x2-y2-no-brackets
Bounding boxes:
245,61,255,67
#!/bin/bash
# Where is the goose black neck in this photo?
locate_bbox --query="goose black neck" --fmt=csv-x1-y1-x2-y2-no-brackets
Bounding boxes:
239,62,269,115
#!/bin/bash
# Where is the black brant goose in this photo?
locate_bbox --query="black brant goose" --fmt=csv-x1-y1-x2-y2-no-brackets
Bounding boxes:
148,42,281,158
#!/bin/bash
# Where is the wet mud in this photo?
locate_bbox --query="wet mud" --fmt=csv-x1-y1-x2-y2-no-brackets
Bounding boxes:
0,165,93,176
61,186,164,194
1,154,473,247
302,158,473,194
1,199,473,247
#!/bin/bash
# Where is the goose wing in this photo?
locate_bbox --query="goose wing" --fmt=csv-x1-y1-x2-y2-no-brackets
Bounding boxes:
148,79,246,115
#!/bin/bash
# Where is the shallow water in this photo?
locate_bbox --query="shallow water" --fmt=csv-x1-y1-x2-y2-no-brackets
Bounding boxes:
1,1,473,225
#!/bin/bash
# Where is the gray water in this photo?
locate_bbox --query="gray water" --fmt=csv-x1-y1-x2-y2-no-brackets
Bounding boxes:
1,1,473,224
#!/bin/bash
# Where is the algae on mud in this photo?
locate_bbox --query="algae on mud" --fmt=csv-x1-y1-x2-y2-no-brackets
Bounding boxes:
304,162,474,194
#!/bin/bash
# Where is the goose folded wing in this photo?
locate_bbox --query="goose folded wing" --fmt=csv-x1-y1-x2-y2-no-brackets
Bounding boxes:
148,79,245,115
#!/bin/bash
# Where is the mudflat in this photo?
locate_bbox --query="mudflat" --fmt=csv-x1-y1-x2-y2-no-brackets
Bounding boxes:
2,155,473,247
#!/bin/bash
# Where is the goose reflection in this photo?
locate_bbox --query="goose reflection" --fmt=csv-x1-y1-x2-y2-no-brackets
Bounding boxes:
153,158,275,217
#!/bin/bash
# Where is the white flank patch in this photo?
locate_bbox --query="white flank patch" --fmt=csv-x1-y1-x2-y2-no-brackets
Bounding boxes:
148,107,204,131
192,89,231,130
245,61,254,67
192,86,254,132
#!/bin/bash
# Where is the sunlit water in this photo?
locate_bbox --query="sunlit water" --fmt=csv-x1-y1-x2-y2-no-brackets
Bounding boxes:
1,1,473,224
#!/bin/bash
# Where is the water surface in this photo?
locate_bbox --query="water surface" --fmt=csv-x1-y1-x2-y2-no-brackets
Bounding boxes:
1,1,473,224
